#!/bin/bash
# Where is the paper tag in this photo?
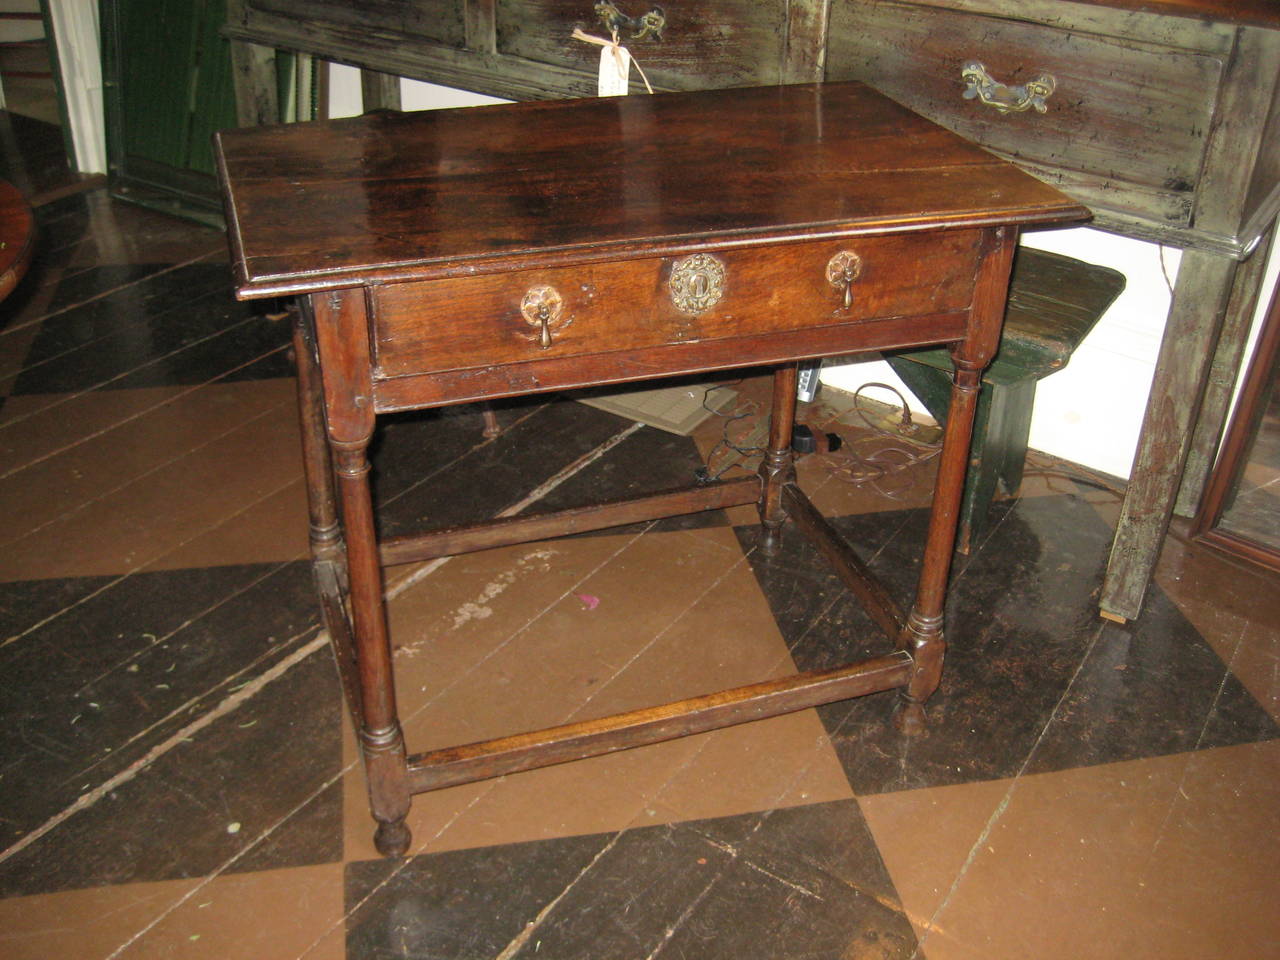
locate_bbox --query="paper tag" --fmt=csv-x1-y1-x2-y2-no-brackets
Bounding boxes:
597,43,632,96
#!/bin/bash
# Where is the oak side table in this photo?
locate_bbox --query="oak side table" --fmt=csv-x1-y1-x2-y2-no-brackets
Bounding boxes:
215,82,1085,856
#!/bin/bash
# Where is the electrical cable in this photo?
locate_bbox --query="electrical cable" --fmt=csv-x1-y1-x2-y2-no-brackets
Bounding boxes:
821,382,943,500
697,381,766,482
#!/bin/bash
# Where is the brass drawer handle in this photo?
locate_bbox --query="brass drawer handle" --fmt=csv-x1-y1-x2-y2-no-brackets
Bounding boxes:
669,253,725,315
520,285,564,349
595,1,665,41
961,61,1055,114
826,251,862,310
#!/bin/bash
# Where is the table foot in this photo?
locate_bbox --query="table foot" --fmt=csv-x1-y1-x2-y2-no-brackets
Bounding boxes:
480,402,502,439
374,818,412,857
896,610,945,737
759,522,784,556
893,697,928,737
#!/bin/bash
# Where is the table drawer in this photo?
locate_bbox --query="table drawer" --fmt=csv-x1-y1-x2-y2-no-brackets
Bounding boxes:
495,0,787,89
827,2,1224,228
371,231,983,379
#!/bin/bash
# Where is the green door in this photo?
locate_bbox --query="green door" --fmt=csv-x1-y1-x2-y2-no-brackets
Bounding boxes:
101,0,238,223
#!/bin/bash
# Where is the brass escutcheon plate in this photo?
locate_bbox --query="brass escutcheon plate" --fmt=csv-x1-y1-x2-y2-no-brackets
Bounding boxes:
825,250,862,287
669,253,726,315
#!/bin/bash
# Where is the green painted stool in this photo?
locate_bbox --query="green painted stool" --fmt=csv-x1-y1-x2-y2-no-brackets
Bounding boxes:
886,246,1126,552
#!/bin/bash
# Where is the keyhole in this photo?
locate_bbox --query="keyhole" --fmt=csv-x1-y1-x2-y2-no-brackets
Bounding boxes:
691,272,708,298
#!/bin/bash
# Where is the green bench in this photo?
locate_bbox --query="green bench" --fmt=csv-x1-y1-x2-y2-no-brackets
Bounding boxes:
886,246,1126,552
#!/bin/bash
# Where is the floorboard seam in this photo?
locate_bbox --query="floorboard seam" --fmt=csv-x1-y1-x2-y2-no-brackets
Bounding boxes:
908,618,1109,959
1136,618,1251,885
384,420,642,601
491,833,626,960
0,301,269,434
296,789,494,959
0,627,328,870
331,522,856,957
99,710,352,960
0,398,293,551
372,402,550,528
639,874,723,960
0,458,301,649
0,250,221,341
563,551,752,725
0,343,290,481
63,601,320,784
3,275,237,381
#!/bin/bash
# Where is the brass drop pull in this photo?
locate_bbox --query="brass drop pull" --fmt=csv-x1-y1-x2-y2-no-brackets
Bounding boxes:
826,251,863,309
961,61,1055,114
520,285,564,349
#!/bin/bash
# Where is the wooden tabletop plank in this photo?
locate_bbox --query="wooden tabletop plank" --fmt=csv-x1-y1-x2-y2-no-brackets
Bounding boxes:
216,82,1088,298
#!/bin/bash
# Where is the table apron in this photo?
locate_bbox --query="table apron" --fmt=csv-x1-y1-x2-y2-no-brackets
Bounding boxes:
370,309,970,411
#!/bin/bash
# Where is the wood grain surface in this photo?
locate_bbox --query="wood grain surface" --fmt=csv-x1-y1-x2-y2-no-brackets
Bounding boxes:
216,82,1087,298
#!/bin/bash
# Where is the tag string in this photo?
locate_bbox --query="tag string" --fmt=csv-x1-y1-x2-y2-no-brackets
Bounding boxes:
571,27,655,95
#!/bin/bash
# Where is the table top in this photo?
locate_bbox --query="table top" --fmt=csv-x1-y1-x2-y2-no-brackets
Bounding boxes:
216,82,1087,300
0,181,35,302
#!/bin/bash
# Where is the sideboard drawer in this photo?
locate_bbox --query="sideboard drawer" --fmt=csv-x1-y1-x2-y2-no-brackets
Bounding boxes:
495,0,787,89
827,1,1225,229
371,230,983,379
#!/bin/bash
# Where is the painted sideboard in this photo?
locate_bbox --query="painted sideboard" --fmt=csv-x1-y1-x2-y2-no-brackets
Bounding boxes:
224,0,1280,621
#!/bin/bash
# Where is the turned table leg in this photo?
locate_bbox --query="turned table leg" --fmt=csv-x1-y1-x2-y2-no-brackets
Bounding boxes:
897,225,1018,732
895,358,984,734
758,363,799,555
332,432,412,857
308,289,412,857
291,305,361,717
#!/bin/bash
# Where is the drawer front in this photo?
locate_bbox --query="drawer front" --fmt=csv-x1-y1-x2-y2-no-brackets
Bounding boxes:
827,2,1223,228
371,232,983,380
247,0,466,49
495,0,786,89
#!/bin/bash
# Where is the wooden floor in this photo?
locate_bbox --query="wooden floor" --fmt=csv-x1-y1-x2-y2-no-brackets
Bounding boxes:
1,117,1277,960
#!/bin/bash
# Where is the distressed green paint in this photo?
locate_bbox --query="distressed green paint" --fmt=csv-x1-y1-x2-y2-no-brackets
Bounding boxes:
1101,250,1239,620
888,248,1124,551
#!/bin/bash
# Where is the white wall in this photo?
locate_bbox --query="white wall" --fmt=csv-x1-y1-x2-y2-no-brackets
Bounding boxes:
821,228,1280,479
325,68,1280,481
820,228,1174,479
326,63,507,117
